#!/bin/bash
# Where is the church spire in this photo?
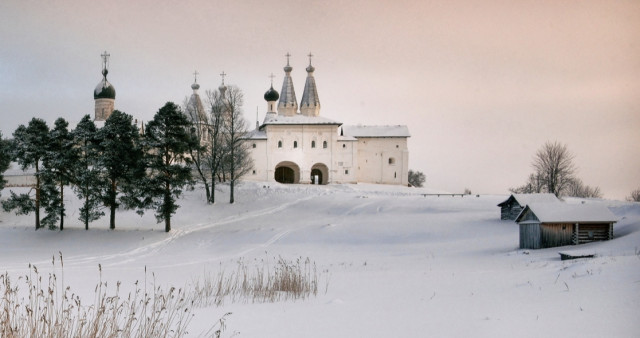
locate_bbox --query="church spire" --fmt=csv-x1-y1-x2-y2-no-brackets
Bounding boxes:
187,70,206,123
277,52,298,116
218,70,227,96
300,52,320,117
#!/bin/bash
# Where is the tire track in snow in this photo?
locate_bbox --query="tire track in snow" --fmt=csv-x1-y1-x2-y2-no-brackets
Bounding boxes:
60,194,318,268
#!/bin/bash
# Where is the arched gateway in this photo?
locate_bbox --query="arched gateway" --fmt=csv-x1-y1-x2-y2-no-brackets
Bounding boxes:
310,163,329,185
274,161,300,184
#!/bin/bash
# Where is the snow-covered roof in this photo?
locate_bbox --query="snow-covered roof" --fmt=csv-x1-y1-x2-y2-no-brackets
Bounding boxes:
515,203,618,223
342,125,410,138
338,135,358,141
242,129,267,140
261,113,341,126
498,193,560,207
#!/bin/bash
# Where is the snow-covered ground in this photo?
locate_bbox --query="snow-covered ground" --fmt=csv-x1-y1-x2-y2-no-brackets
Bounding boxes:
1,182,639,337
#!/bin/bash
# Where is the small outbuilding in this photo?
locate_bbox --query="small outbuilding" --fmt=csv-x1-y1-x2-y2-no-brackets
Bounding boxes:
515,203,617,249
497,193,560,220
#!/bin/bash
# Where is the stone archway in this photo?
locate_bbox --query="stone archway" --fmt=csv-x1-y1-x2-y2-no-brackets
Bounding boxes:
274,161,300,184
310,163,329,185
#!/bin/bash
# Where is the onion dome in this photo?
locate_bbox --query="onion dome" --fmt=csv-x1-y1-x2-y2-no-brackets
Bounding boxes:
191,82,200,90
264,85,279,101
94,69,116,99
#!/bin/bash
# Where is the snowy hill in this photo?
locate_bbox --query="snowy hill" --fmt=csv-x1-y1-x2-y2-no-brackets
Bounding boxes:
1,182,639,337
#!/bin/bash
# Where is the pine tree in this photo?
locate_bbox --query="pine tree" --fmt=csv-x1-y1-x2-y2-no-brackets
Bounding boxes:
72,115,104,230
41,118,78,230
143,102,195,232
2,118,51,229
0,131,13,196
95,110,145,230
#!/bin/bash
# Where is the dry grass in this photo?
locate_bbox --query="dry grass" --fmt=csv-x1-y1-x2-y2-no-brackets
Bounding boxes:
0,253,224,338
188,256,325,307
1,254,326,337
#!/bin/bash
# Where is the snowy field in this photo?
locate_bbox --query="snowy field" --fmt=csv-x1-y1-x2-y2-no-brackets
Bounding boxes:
1,182,639,337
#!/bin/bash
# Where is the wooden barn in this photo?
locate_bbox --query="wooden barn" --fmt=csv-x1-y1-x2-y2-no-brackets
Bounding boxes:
515,203,617,249
497,193,560,220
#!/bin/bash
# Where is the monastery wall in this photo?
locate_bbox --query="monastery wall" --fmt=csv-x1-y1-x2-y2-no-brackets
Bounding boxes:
355,137,409,185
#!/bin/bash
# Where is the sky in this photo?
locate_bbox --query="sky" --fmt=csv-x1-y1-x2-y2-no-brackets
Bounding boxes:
1,0,639,199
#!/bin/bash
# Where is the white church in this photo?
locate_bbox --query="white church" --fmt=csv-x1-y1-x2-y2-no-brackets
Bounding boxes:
96,52,410,186
240,55,410,185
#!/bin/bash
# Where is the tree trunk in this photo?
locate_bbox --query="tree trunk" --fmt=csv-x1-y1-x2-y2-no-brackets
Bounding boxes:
210,171,216,204
85,193,89,230
59,180,64,231
35,163,40,230
165,181,171,232
230,180,234,204
110,179,116,230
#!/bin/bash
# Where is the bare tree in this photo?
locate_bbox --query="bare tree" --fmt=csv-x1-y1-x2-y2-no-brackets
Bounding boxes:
565,178,602,198
510,173,544,194
183,95,211,202
627,188,640,202
222,85,253,204
204,89,228,204
532,141,576,197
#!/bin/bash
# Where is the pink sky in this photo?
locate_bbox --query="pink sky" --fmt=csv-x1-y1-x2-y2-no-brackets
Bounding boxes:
1,0,638,199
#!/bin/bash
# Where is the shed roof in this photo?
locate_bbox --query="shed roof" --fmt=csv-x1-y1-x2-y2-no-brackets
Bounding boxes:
498,193,560,207
515,203,618,223
342,125,410,138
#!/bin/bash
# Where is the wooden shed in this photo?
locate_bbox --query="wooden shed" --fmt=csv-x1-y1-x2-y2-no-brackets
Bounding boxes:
497,193,560,220
515,203,617,249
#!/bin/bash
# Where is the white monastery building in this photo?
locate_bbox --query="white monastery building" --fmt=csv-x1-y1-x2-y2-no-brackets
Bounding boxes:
96,51,410,186
240,54,410,185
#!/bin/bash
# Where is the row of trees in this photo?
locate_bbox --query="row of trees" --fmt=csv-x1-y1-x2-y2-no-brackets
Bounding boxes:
510,141,603,198
0,102,217,232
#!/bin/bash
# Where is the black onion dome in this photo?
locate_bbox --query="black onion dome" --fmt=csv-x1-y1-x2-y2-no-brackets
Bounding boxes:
264,85,279,101
94,79,116,99
94,68,116,99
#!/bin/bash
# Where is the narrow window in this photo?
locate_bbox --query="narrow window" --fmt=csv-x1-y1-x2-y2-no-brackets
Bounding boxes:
345,169,349,175
312,140,316,148
252,143,256,148
323,141,327,149
252,170,256,175
389,157,396,165
394,172,397,178
278,140,282,148
342,144,346,148
294,141,298,148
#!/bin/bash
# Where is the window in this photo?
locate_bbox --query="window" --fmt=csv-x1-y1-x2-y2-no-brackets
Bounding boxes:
312,140,316,148
389,157,396,165
294,141,298,148
394,172,397,178
342,144,346,148
396,145,399,148
345,169,349,175
278,141,282,148
323,141,327,149
252,170,256,175
252,143,256,148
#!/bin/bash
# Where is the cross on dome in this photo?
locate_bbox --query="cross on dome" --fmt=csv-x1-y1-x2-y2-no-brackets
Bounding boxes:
101,51,110,70
285,52,291,66
220,71,227,85
269,73,275,86
307,52,314,65
193,70,199,83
